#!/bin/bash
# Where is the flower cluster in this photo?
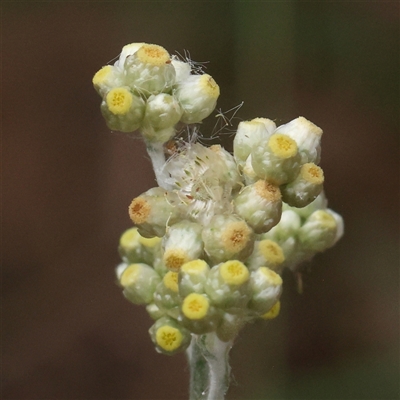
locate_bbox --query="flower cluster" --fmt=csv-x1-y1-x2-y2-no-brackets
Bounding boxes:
93,42,220,143
93,43,344,356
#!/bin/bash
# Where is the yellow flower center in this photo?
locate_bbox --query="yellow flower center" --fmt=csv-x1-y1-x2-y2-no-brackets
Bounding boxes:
182,293,209,320
268,133,297,158
156,326,183,351
129,197,151,225
181,259,209,274
261,301,281,320
258,240,285,266
199,74,220,98
120,264,140,287
220,260,249,285
254,180,281,202
92,65,113,86
136,44,170,66
258,266,283,286
300,163,324,184
221,221,252,253
106,88,133,115
163,249,188,272
163,271,179,293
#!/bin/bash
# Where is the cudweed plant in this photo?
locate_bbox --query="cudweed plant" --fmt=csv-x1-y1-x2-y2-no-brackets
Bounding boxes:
93,42,344,400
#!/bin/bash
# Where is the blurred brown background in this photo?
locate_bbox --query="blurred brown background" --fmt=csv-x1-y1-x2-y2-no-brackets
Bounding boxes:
2,2,399,400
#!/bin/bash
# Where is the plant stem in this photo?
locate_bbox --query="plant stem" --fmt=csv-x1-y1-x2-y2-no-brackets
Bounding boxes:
145,141,171,189
187,333,233,400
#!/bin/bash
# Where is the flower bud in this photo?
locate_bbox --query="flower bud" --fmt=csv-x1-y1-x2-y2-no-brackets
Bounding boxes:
101,87,145,132
248,267,282,315
176,74,220,124
233,118,274,165
261,300,281,320
204,261,251,312
274,116,323,164
118,227,161,265
120,263,161,304
251,133,302,185
281,163,324,208
142,93,183,132
162,221,203,271
180,293,221,334
129,187,181,238
154,271,181,319
233,180,282,234
149,316,191,355
179,259,210,297
298,210,339,252
246,239,285,273
202,214,254,264
124,44,176,95
171,57,191,83
92,65,123,97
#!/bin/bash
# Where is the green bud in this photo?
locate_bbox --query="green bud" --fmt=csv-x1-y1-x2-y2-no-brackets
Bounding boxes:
274,116,322,164
128,187,181,238
176,74,220,124
154,271,181,319
233,180,282,234
124,44,176,95
162,220,204,272
118,227,162,265
202,214,254,264
92,65,124,97
233,119,273,165
142,93,182,131
251,133,302,185
281,163,324,208
179,259,210,298
298,210,338,252
180,293,221,334
101,88,145,132
149,316,191,355
120,263,161,304
246,239,285,273
204,261,251,313
248,267,282,315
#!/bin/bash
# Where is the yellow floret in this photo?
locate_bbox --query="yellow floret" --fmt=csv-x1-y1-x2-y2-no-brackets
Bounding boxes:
163,248,188,272
258,267,283,286
258,240,285,267
254,180,281,202
182,293,209,320
92,65,113,86
138,235,161,248
300,163,324,184
220,260,249,285
129,197,151,224
221,221,252,253
136,44,170,66
156,325,183,351
120,264,140,288
261,301,281,320
181,259,209,274
199,74,220,98
119,228,140,248
313,210,337,229
268,133,298,158
106,87,133,115
163,271,179,293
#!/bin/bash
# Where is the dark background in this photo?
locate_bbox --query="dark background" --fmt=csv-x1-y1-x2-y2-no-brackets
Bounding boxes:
2,2,399,399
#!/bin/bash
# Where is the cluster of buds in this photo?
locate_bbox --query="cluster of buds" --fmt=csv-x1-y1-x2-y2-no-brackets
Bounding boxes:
93,43,344,356
93,42,220,143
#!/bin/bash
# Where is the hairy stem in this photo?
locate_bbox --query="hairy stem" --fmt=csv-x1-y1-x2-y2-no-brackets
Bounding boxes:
145,141,171,189
187,333,233,400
